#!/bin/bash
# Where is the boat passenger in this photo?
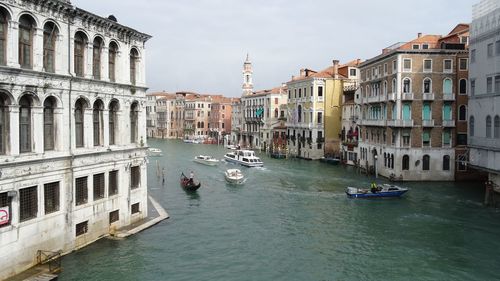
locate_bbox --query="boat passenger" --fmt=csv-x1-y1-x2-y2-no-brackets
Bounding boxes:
189,171,194,184
370,182,378,193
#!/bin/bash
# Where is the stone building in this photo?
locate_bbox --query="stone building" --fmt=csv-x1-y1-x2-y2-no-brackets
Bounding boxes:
0,0,151,279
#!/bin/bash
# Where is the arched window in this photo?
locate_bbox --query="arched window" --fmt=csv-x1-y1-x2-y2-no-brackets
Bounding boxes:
19,95,32,152
0,92,10,154
402,155,409,170
43,97,56,151
130,48,139,85
130,102,138,143
495,115,500,139
459,79,467,95
74,32,87,77
0,8,8,65
75,99,86,147
470,116,475,137
43,22,58,73
422,155,430,170
392,79,396,93
458,105,467,121
109,100,118,145
108,42,118,82
402,78,411,94
443,155,450,171
19,15,35,69
92,37,103,79
93,100,103,146
391,154,394,169
486,115,492,138
423,78,432,94
383,81,387,95
443,78,452,95
274,108,278,118
298,105,302,122
201,121,204,128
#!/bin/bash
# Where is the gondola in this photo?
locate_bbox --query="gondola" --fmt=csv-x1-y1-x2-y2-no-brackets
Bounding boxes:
180,172,201,192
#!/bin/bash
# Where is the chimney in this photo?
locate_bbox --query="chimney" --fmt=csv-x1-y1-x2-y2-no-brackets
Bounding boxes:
418,32,422,38
300,68,305,77
332,60,339,79
305,69,310,77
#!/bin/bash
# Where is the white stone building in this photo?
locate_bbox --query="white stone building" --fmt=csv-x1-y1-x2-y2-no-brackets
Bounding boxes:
146,94,157,137
469,0,500,189
0,0,151,279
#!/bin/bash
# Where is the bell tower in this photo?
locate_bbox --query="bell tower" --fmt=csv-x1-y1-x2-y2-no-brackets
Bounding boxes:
242,53,253,96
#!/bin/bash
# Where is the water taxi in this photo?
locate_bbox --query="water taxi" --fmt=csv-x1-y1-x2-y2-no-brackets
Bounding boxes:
194,155,219,166
345,184,408,198
224,169,245,184
224,150,263,167
147,147,162,157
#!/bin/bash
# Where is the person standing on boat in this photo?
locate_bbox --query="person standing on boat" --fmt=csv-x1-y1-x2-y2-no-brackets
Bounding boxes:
189,171,194,184
371,182,378,193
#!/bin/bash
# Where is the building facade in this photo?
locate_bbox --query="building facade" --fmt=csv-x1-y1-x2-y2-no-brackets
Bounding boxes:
468,0,500,190
0,0,151,279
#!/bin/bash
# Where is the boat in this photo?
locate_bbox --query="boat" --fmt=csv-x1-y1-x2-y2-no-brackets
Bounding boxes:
345,184,408,198
194,155,219,166
147,147,162,157
224,169,245,184
183,139,194,143
180,173,201,192
320,157,340,165
224,150,264,167
225,144,238,150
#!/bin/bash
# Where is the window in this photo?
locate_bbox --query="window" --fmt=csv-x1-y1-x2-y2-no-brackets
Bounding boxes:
131,202,140,214
109,101,118,145
93,173,105,200
392,60,397,72
422,155,430,170
317,131,323,149
44,182,59,214
75,99,85,148
457,133,467,145
93,100,103,146
350,68,357,76
317,112,323,124
109,210,119,224
76,221,88,236
487,77,493,93
486,115,492,138
423,78,432,94
402,155,410,170
383,63,387,74
443,129,451,146
318,86,323,97
422,44,429,49
19,186,37,222
109,42,118,82
43,97,56,151
495,76,500,93
422,130,430,147
402,131,410,147
0,93,8,154
412,44,419,50
402,78,411,94
403,59,411,71
459,79,467,95
19,15,35,69
458,105,466,121
0,192,12,227
487,43,493,57
130,48,139,85
298,88,301,98
131,166,140,189
43,22,58,73
75,176,88,206
443,60,452,73
423,59,432,72
402,104,411,120
470,116,475,137
461,36,469,44
495,116,500,139
422,103,431,120
443,104,452,121
443,155,450,171
458,161,467,171
19,95,32,153
470,79,475,96
0,10,7,65
496,40,500,56
92,37,103,79
130,102,138,143
459,58,468,70
471,49,476,63
74,32,87,77
443,78,452,95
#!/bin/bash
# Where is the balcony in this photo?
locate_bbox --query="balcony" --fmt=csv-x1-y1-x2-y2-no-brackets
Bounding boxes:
367,95,379,103
442,119,455,127
387,93,396,101
422,93,435,101
360,119,386,126
402,93,414,100
379,94,387,102
387,119,414,127
422,119,435,127
443,94,455,101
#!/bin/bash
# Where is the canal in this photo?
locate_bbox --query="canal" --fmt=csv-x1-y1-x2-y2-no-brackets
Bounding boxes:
59,139,500,281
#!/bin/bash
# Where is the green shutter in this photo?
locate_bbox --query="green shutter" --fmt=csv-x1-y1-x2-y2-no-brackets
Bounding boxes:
443,130,450,144
443,104,451,120
423,131,430,142
423,103,431,120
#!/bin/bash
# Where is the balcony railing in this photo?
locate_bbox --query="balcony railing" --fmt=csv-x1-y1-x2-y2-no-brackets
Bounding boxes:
402,93,414,100
422,119,435,127
360,119,386,126
387,119,414,127
443,93,455,101
388,93,396,101
442,119,455,127
422,93,435,101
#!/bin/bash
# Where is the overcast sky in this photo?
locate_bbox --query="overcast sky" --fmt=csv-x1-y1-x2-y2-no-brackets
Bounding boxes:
72,0,474,97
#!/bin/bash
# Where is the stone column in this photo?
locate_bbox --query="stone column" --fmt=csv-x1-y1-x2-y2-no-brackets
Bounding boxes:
33,27,44,72
54,107,64,151
8,105,19,156
55,34,64,74
7,20,20,68
85,42,93,79
84,108,93,148
103,109,109,146
115,110,123,146
101,46,109,82
32,106,44,154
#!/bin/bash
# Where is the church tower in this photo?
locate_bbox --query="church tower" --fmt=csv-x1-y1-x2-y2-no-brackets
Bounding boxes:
242,54,253,96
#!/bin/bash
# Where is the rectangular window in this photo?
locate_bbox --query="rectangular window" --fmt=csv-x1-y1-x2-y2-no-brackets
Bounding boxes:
75,176,88,206
412,44,419,50
392,60,397,72
423,59,432,72
422,44,429,49
76,221,88,236
422,130,430,147
443,104,452,120
318,86,323,97
487,43,493,57
487,77,493,93
443,130,451,146
0,192,12,227
403,59,411,71
471,49,476,63
470,79,475,96
350,68,357,76
131,203,140,214
457,133,467,145
317,112,322,124
459,58,468,70
130,166,140,189
109,210,119,224
44,182,59,214
443,60,452,73
20,186,37,222
93,173,105,200
496,40,500,56
402,132,410,147
495,76,500,93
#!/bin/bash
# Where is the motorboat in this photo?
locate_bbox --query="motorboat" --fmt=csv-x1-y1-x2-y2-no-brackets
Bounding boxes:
224,169,245,184
224,150,264,167
225,144,238,150
320,157,340,165
194,155,219,166
147,147,162,157
345,184,409,198
180,173,201,192
183,139,194,143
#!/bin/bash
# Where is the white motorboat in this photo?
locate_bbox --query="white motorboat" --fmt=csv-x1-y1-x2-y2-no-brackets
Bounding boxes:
225,144,238,150
224,150,263,167
225,169,244,184
193,155,219,166
147,147,162,157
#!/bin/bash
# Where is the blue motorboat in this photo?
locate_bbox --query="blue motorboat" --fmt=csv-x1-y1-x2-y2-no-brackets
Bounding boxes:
345,184,408,198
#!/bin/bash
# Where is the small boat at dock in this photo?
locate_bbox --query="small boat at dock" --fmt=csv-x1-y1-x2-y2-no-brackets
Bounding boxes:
345,184,408,198
224,169,245,184
180,173,201,192
194,155,219,166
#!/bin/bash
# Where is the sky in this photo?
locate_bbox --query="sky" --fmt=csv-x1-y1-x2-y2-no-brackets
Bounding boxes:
72,0,474,97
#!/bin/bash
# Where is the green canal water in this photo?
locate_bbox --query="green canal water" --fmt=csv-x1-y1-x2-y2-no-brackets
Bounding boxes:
59,139,500,281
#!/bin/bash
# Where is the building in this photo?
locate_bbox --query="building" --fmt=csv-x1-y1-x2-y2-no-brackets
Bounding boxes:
340,61,362,165
209,97,237,145
154,93,176,139
468,0,500,192
357,25,470,181
0,0,151,279
146,94,157,137
231,99,243,145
